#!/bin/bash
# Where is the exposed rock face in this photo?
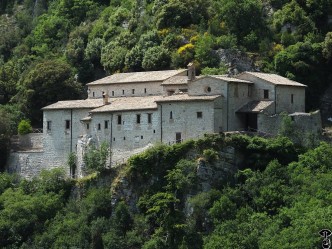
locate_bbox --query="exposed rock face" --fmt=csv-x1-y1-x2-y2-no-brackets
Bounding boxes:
110,146,239,211
216,49,257,73
196,147,237,192
320,83,332,125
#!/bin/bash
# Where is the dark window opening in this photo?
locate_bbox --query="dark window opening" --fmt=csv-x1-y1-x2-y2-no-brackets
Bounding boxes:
291,94,294,104
93,92,95,97
112,91,114,96
117,115,122,125
144,88,147,93
197,112,203,118
113,137,115,141
170,111,173,119
104,120,108,129
264,90,269,99
47,121,52,130
65,120,70,129
179,88,188,93
98,123,101,130
124,137,126,140
141,135,143,139
87,123,89,130
167,90,175,96
136,114,141,124
248,85,252,97
122,90,125,95
153,130,156,133
148,113,152,123
132,89,135,94
206,86,211,93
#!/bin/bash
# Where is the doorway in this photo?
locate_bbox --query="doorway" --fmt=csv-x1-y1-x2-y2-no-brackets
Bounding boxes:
176,132,182,143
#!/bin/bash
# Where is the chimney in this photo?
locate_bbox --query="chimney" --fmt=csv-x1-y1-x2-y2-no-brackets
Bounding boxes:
102,91,110,105
187,62,196,81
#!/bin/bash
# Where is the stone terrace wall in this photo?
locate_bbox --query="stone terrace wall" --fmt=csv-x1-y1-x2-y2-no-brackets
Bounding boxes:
258,110,322,136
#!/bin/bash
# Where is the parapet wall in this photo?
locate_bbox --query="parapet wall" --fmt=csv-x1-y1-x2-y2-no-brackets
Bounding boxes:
258,110,322,136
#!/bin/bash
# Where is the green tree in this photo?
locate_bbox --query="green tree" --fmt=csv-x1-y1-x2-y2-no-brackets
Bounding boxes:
17,119,32,135
16,59,83,124
142,46,171,71
83,142,110,173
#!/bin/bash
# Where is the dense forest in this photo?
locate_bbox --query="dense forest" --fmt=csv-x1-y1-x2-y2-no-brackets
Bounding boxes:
0,134,332,248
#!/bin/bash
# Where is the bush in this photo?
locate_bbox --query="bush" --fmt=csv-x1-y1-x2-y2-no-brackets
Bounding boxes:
17,119,32,135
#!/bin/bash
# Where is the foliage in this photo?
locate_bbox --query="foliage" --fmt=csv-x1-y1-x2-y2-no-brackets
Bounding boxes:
83,141,110,173
17,119,32,135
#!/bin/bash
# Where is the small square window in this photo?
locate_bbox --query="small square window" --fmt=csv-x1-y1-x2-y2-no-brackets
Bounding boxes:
65,120,70,129
47,121,52,130
264,89,269,99
117,115,122,125
197,112,203,118
148,113,152,123
104,120,108,129
136,114,141,124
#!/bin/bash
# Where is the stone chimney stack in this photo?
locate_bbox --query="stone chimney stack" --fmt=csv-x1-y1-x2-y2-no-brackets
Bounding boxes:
187,62,196,81
102,91,110,105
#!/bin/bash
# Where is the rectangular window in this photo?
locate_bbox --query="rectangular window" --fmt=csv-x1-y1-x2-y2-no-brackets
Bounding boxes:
144,88,147,93
264,89,269,99
132,89,135,94
112,91,114,96
47,121,52,130
136,114,141,124
170,111,173,119
98,123,101,130
148,113,152,123
122,90,125,95
291,94,294,104
248,85,252,97
117,115,122,125
197,112,203,118
104,120,108,129
87,123,89,130
65,120,70,129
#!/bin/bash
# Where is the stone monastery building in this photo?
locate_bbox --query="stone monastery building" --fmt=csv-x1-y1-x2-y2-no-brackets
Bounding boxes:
8,65,321,178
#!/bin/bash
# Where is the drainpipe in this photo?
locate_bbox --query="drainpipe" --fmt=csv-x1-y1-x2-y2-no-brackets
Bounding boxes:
70,109,73,153
274,85,277,114
226,83,229,131
110,114,113,166
160,104,163,143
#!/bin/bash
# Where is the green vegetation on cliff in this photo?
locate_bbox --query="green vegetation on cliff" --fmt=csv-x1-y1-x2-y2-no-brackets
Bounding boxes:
0,134,331,248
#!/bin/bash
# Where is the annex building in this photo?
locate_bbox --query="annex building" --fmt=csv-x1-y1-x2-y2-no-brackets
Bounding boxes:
7,65,321,178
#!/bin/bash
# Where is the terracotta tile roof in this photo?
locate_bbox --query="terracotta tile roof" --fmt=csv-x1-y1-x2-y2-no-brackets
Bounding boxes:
161,76,189,85
209,75,253,84
90,96,160,113
155,94,221,103
87,69,186,85
42,99,104,110
237,72,306,87
236,100,274,113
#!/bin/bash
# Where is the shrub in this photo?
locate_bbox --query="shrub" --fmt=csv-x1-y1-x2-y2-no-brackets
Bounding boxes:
17,119,32,135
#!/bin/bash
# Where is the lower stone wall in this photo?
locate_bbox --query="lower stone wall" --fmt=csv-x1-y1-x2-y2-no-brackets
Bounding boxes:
7,151,69,180
258,110,322,136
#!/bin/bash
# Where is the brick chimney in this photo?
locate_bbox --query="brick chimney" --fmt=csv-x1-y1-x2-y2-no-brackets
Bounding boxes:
187,62,196,81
